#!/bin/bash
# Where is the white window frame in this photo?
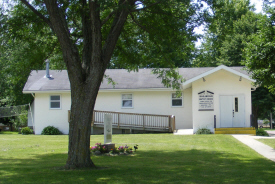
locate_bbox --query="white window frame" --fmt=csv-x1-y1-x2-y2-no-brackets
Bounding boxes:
171,92,183,107
49,95,61,109
121,94,133,108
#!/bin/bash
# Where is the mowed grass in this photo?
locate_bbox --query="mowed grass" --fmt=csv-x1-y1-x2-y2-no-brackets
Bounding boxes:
0,133,275,184
261,128,275,131
258,139,275,149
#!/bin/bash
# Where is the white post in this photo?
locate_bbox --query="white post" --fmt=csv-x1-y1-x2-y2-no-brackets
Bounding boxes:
270,113,273,130
104,114,113,144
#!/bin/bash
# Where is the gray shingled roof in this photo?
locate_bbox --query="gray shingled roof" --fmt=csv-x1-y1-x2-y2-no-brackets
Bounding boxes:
23,66,250,92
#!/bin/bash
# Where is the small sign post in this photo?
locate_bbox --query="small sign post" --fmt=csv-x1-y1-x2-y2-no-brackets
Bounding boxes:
104,114,113,144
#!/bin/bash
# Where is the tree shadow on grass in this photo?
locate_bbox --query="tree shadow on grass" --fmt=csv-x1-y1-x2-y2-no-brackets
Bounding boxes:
0,150,275,184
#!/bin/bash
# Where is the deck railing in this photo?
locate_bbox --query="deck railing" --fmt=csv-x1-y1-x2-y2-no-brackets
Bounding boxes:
68,110,175,132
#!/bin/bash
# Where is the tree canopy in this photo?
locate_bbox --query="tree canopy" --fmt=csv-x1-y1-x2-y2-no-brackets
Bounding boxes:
244,2,275,93
193,0,260,67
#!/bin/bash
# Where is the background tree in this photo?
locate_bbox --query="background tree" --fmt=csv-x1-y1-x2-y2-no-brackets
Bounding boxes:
193,0,259,67
0,4,65,128
2,0,207,169
244,2,275,93
251,87,275,128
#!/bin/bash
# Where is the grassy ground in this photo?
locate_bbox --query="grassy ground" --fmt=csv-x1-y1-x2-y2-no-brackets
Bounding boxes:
261,128,275,131
1,134,275,184
0,131,19,135
258,139,275,149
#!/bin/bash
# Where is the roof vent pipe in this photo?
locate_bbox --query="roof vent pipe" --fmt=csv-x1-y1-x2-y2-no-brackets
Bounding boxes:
45,59,50,78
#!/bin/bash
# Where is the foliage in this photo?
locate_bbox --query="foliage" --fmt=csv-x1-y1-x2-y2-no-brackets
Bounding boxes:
0,3,64,107
0,3,65,126
118,146,125,153
194,0,260,67
243,4,275,93
152,68,185,90
11,110,28,129
109,146,120,154
17,110,28,126
251,87,275,127
90,143,107,154
196,128,212,134
125,145,133,154
91,143,133,155
256,128,269,136
134,144,138,152
41,126,62,135
263,118,270,125
116,145,133,154
21,127,33,135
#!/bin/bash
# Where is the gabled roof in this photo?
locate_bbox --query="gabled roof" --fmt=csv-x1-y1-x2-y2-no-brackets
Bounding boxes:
182,65,256,87
23,65,253,93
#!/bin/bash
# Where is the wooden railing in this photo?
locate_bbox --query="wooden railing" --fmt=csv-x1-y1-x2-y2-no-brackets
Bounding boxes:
68,110,175,132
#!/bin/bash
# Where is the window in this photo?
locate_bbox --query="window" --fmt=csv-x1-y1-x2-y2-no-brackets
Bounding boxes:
122,94,133,108
50,95,61,109
235,97,238,112
172,93,183,107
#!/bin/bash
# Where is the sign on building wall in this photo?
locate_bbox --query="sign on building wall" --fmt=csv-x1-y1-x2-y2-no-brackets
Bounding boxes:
198,90,214,111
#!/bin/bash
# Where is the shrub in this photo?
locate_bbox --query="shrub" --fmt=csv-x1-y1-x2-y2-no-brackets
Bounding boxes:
21,127,33,135
256,128,269,136
196,128,212,134
41,126,62,135
263,118,270,125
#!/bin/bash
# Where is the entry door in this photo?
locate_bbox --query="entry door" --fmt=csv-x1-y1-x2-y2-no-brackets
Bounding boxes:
220,95,245,128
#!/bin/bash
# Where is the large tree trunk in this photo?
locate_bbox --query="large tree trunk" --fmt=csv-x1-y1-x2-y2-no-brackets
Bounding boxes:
66,67,105,169
66,89,95,169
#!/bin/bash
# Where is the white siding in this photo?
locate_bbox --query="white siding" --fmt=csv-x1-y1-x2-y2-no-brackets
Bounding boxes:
95,89,193,129
192,69,252,133
34,93,71,134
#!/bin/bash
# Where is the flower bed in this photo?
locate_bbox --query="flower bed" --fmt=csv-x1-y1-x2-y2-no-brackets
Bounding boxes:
90,143,138,156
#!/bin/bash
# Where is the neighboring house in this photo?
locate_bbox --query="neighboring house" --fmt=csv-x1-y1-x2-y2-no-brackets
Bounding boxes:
23,65,256,135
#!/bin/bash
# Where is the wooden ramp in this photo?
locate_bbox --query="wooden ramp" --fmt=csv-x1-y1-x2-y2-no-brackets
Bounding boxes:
215,127,256,135
68,110,176,133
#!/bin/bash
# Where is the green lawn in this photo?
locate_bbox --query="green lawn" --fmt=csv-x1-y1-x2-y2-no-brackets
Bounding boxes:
1,134,275,184
0,131,19,135
258,139,275,149
261,128,275,131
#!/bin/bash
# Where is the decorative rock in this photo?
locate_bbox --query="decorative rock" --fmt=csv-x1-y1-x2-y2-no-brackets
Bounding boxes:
94,150,101,155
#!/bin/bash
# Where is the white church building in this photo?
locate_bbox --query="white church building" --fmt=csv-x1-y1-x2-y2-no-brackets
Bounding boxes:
23,65,256,135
